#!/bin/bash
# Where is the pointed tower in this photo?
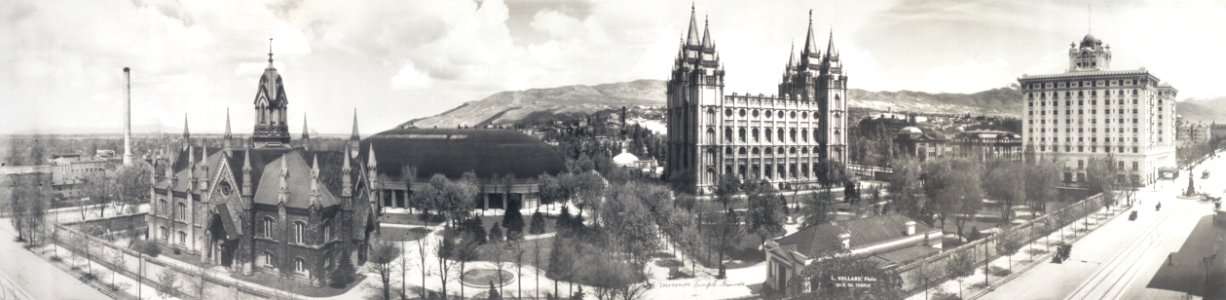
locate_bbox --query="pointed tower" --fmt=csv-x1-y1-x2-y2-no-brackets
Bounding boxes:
666,3,725,193
183,114,192,150
224,108,233,149
241,149,253,198
349,109,361,159
309,154,320,207
817,29,849,165
302,114,310,140
253,38,292,148
278,154,289,206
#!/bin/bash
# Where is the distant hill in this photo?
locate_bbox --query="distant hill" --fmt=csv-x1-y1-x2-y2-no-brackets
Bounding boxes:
402,80,665,129
1176,97,1226,123
401,79,1226,128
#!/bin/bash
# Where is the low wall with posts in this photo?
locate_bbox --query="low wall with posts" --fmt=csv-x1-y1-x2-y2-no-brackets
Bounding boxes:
61,212,148,233
890,192,1114,293
51,222,285,300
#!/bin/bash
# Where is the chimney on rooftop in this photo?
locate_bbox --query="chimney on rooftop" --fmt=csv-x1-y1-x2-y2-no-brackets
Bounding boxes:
838,232,851,250
905,220,917,236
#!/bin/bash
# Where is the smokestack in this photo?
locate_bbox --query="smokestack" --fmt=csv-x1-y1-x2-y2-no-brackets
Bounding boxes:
123,67,132,166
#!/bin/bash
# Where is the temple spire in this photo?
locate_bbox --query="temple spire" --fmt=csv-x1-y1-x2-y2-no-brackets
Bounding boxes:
183,113,191,143
826,28,838,59
350,108,360,141
686,2,700,46
788,41,796,67
803,9,818,56
267,38,274,67
701,13,712,49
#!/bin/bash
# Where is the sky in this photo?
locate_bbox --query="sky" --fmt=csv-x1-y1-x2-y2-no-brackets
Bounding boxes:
2,0,1225,135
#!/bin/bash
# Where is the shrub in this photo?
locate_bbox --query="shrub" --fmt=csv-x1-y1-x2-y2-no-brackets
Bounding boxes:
131,240,161,257
329,253,356,288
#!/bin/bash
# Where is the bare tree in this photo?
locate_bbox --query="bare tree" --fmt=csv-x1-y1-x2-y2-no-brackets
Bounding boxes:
416,237,430,298
369,240,401,300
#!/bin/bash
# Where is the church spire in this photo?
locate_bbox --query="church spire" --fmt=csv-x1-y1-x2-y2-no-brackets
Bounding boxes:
350,109,360,141
223,108,232,140
267,38,274,67
309,154,320,207
302,113,311,140
803,9,818,57
686,2,700,46
701,14,712,49
183,113,191,143
788,41,797,68
826,29,839,60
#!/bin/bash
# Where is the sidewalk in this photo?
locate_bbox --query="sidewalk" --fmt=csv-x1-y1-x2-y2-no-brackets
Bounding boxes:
0,221,112,300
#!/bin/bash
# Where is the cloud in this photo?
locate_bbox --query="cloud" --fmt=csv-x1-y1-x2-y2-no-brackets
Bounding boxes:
2,0,1223,135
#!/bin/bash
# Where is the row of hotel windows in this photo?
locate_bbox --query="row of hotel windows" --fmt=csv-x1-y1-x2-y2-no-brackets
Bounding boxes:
1029,108,1155,116
1028,79,1140,89
1028,119,1157,125
720,127,834,143
1029,127,1162,136
1031,137,1142,143
1031,145,1142,153
1026,89,1144,100
1028,98,1153,106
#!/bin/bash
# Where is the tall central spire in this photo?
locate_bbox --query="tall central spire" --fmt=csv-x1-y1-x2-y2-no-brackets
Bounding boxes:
701,13,712,49
804,9,818,56
267,38,274,66
686,3,700,46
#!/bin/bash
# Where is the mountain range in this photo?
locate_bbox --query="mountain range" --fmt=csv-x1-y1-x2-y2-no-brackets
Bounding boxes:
403,79,1226,128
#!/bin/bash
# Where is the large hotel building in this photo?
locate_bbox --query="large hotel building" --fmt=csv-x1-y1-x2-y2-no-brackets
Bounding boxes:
1020,34,1176,185
665,6,849,195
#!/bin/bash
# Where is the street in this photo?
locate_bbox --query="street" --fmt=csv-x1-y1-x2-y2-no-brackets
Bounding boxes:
982,154,1224,300
0,219,111,300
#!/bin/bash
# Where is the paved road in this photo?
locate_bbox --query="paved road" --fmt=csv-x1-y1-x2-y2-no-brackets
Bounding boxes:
0,221,111,300
982,154,1224,300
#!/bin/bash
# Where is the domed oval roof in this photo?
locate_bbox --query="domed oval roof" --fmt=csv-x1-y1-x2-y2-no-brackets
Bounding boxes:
1079,34,1102,48
612,150,640,167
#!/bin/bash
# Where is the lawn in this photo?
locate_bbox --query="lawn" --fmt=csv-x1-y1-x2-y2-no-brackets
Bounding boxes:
473,237,556,273
380,227,433,242
230,271,366,297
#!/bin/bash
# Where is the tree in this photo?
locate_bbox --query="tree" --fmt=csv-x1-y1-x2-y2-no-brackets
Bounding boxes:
82,172,115,218
530,210,547,235
489,223,505,243
369,240,401,300
513,241,526,300
708,208,743,279
996,227,1024,272
945,250,976,300
456,231,482,299
984,160,1025,224
925,159,984,237
538,174,566,208
436,232,457,298
713,174,742,210
889,158,931,225
547,236,573,296
533,239,543,300
329,249,357,288
1024,159,1061,217
484,242,511,297
802,188,836,227
503,207,525,240
415,238,430,298
745,180,786,245
157,268,179,298
815,159,848,187
114,164,153,215
1085,156,1119,211
487,281,501,300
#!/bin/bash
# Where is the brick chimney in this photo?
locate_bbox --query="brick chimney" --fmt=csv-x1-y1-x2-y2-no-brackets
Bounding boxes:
838,232,851,250
905,220,917,236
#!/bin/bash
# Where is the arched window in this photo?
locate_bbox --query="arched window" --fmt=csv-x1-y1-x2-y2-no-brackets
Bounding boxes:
176,202,186,221
262,217,274,238
263,251,276,267
777,128,785,142
178,231,187,245
801,129,809,142
724,127,733,141
801,112,808,119
764,129,773,142
739,109,746,117
160,226,169,241
738,128,746,142
292,221,306,244
752,128,760,142
835,94,842,107
790,128,797,142
765,147,774,155
752,110,759,117
706,128,716,142
790,111,797,119
764,165,773,179
294,257,307,273
323,222,332,243
159,199,167,216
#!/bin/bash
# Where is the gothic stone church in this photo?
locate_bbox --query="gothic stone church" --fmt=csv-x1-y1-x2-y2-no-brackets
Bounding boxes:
146,49,378,286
